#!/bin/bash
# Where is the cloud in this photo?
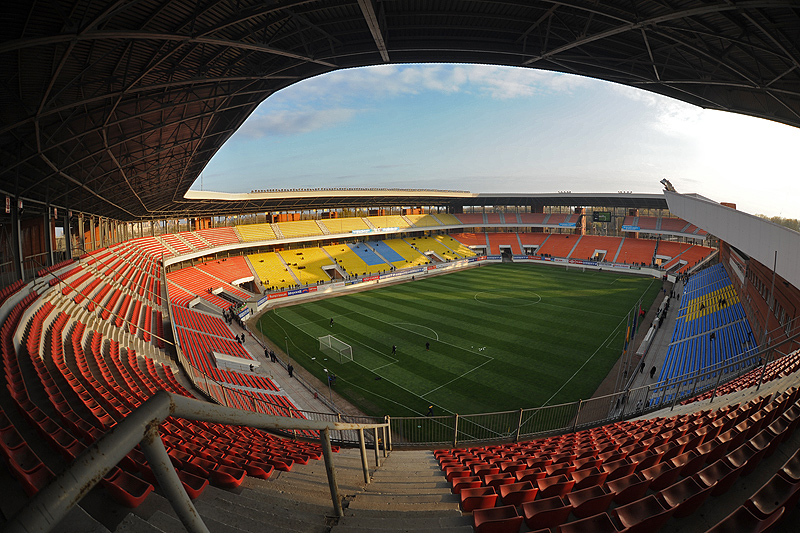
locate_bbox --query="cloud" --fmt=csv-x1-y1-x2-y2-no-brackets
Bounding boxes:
234,108,358,138
267,64,588,106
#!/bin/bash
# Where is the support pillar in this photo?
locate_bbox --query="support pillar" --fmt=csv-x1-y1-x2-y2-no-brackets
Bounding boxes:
44,204,54,268
11,198,24,281
89,216,96,251
63,210,72,260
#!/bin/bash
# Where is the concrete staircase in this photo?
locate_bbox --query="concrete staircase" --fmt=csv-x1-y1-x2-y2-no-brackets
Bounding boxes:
94,448,471,533
332,450,471,532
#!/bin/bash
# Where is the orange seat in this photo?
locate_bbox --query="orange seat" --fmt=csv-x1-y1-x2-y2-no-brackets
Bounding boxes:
706,505,784,533
565,485,615,519
460,486,498,512
499,481,538,507
535,474,575,499
606,471,651,505
612,493,674,533
657,475,713,518
521,496,573,530
473,505,523,533
745,472,800,520
556,511,619,533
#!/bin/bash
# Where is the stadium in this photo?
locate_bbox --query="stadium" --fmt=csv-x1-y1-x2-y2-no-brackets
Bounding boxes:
2,2,800,533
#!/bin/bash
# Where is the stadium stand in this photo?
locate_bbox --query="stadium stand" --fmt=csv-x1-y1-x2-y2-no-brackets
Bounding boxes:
455,213,485,225
545,213,570,225
248,252,298,291
660,217,690,233
195,226,240,247
434,387,800,533
569,236,623,262
406,214,442,227
195,256,254,287
436,234,476,258
279,247,336,285
235,222,277,242
536,234,579,258
486,213,502,224
323,244,375,277
616,237,658,265
405,236,465,261
450,233,489,249
436,213,462,226
655,264,757,405
276,220,325,239
486,233,522,255
376,239,430,269
517,233,549,250
519,213,548,225
365,215,410,229
319,217,370,234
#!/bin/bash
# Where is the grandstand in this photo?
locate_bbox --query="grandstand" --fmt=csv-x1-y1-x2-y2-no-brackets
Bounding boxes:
377,239,430,268
248,252,298,290
276,220,325,239
235,222,277,242
279,247,336,285
405,235,466,261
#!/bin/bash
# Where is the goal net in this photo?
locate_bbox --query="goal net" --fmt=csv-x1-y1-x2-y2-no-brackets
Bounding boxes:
319,335,353,363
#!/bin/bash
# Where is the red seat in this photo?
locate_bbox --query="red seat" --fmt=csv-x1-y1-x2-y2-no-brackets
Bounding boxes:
483,472,515,488
556,512,619,533
606,471,651,505
101,467,154,508
780,448,800,482
521,496,573,530
630,449,662,472
514,468,545,483
611,493,674,533
565,485,615,519
745,472,800,520
535,474,575,499
706,505,784,533
460,486,498,512
657,475,713,518
724,442,767,477
671,449,708,478
602,458,637,481
473,504,523,533
498,481,538,507
640,461,681,492
177,470,209,499
571,467,608,491
452,475,483,494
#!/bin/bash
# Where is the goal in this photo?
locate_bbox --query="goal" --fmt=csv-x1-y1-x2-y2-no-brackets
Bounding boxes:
318,335,353,363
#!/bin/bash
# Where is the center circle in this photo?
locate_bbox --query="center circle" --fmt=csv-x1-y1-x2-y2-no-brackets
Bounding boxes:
474,289,542,307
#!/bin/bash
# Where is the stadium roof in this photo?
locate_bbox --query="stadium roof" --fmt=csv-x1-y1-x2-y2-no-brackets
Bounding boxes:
178,190,668,216
2,1,799,221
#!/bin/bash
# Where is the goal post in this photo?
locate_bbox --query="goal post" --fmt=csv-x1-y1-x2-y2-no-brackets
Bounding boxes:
319,335,353,363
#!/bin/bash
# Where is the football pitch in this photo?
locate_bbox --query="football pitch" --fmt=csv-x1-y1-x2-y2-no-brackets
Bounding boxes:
257,263,660,417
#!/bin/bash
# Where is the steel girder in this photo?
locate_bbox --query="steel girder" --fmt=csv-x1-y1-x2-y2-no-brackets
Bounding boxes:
1,1,798,220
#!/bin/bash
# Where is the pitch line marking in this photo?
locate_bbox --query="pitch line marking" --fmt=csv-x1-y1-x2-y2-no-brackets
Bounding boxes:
421,358,494,397
540,312,630,408
265,313,438,412
393,323,440,341
473,290,542,307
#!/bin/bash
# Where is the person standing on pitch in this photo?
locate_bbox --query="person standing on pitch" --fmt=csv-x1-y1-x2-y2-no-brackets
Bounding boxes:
392,344,397,355
330,317,334,327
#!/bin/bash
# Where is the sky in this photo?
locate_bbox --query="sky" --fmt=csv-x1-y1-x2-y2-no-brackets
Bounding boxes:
196,64,800,219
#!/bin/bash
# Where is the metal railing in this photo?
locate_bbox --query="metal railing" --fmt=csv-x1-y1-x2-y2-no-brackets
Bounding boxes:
6,391,390,533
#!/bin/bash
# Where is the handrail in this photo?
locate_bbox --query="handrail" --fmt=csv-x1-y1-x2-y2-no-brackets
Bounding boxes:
6,390,390,533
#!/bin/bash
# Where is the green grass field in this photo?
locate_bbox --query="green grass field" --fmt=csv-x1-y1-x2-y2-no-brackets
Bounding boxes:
257,263,660,417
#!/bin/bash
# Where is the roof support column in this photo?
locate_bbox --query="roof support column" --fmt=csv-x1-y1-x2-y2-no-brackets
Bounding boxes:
11,198,24,281
44,203,54,268
90,215,97,251
63,209,72,260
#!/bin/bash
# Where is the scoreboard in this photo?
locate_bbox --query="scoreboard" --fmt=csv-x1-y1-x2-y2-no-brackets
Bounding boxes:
592,211,612,222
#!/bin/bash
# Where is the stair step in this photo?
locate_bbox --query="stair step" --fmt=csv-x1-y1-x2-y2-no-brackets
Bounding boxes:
145,510,244,533
194,499,322,533
335,513,470,530
215,492,331,528
114,513,166,533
